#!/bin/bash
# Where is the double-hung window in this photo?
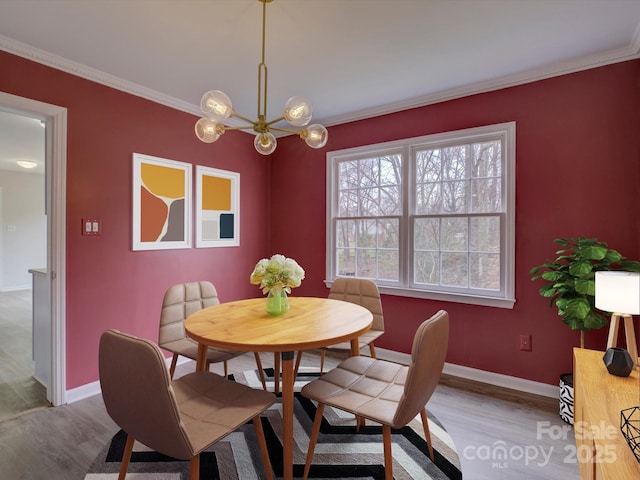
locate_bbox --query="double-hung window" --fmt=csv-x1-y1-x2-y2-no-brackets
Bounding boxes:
326,122,515,308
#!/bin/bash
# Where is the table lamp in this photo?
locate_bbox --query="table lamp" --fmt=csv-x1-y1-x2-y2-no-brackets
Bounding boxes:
595,271,640,366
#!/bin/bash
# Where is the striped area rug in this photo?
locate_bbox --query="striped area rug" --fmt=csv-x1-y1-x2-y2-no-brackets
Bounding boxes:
85,368,461,479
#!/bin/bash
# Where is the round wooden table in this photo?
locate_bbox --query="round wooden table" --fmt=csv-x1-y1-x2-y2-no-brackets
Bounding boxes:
185,296,373,480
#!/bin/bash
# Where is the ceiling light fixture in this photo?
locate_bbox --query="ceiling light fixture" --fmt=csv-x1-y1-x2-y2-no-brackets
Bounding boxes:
16,160,38,169
194,0,328,155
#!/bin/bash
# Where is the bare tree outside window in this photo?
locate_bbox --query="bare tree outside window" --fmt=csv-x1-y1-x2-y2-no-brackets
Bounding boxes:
336,154,401,279
327,123,515,307
414,139,502,291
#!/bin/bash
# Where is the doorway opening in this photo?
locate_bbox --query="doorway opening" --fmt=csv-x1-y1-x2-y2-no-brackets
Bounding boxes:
0,110,48,418
0,92,67,410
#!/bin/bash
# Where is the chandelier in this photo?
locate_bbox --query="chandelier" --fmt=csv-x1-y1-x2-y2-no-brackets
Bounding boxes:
195,0,328,155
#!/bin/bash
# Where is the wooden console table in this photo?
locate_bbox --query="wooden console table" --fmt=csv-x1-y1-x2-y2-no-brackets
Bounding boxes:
573,348,639,479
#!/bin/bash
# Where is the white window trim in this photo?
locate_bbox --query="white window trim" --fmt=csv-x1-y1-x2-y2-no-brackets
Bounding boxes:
325,122,516,309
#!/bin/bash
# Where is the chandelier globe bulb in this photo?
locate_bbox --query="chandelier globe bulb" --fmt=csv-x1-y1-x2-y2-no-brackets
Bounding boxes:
195,118,224,143
254,132,277,155
303,124,328,149
283,96,313,127
200,90,233,121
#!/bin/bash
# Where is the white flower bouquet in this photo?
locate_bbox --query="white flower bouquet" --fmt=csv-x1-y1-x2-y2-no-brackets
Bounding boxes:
250,254,305,295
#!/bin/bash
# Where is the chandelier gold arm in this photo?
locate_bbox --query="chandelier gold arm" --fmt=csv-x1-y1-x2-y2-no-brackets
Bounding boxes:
270,126,304,135
264,115,286,127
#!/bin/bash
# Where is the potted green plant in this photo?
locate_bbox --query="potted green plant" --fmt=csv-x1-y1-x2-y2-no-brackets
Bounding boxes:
530,237,640,424
530,237,640,347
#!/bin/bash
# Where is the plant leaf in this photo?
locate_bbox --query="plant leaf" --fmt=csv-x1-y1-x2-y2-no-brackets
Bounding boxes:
577,245,607,261
539,284,556,297
564,298,591,320
583,310,608,330
568,261,593,277
574,278,594,296
541,271,564,281
620,260,640,272
603,249,623,264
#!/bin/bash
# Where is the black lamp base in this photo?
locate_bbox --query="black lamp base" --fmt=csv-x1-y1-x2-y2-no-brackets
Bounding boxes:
603,347,634,377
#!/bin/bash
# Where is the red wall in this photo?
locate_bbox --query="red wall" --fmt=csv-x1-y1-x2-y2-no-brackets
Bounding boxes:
2,49,639,390
271,60,640,386
1,51,271,388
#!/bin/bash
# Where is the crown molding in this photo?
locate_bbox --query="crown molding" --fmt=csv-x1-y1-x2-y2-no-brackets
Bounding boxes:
3,32,640,131
0,34,200,117
320,39,640,128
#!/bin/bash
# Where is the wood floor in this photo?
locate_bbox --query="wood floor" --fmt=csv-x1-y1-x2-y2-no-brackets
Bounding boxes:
0,290,581,479
0,289,49,421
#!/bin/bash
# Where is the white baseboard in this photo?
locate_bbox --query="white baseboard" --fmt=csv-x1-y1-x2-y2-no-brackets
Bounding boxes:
0,284,31,292
376,347,559,399
66,348,559,403
66,379,101,403
65,355,190,404
441,362,559,398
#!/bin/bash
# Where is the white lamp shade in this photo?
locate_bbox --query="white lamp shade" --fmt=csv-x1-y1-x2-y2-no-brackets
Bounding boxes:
595,271,640,315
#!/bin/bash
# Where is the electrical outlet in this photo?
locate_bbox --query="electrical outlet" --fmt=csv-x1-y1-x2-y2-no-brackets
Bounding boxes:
519,334,532,351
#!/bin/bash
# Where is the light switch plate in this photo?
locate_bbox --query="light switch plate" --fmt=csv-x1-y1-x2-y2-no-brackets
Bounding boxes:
82,218,101,235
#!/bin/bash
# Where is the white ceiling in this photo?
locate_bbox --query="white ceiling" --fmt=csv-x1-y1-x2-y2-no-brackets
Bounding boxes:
0,110,45,174
1,0,640,171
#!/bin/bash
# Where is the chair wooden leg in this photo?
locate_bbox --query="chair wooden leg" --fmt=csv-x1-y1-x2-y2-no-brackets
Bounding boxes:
189,454,200,480
320,349,326,374
369,343,377,359
274,353,280,394
294,350,303,378
169,353,179,379
253,416,273,480
223,360,229,378
356,415,366,431
420,407,434,460
382,425,393,480
303,403,324,480
118,434,135,480
254,352,267,390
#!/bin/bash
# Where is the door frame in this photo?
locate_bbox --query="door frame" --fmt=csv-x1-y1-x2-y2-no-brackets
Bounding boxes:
0,92,67,406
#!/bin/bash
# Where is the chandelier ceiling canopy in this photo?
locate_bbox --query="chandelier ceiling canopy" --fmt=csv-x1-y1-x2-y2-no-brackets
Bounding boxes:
195,0,328,155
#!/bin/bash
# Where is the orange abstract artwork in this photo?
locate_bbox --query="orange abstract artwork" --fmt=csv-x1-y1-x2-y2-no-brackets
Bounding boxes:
202,175,231,211
196,166,239,247
133,153,191,250
139,163,185,242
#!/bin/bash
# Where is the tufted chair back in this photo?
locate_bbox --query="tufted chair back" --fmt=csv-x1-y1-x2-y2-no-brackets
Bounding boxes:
328,277,384,332
159,281,220,346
